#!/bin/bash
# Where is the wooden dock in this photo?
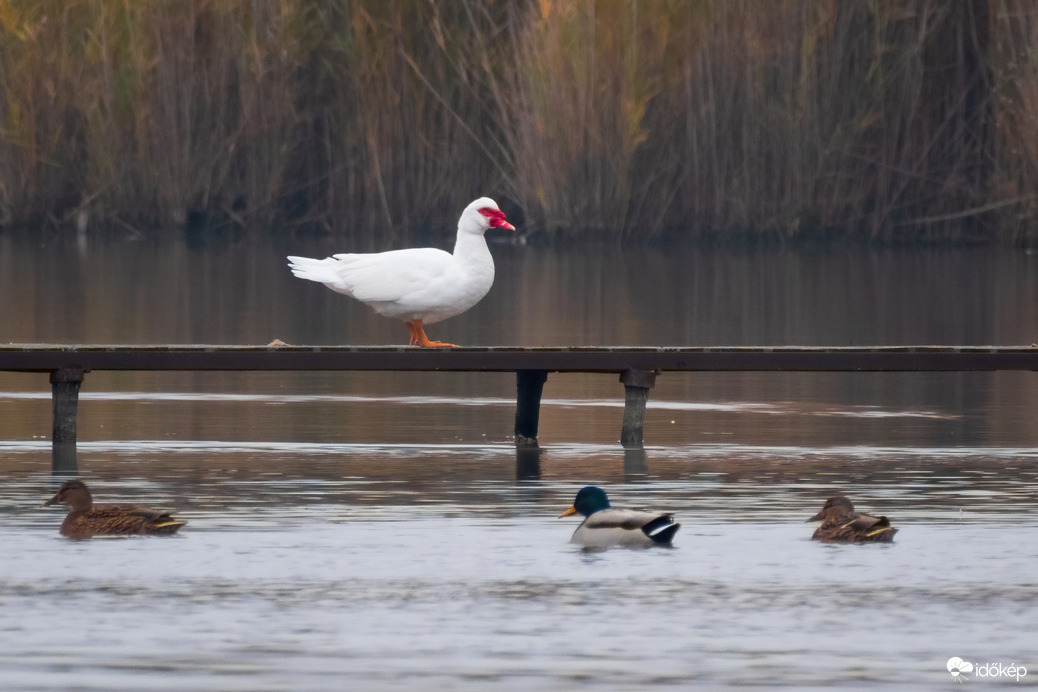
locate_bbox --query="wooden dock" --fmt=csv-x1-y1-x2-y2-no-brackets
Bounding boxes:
2,344,1036,469
4,344,1037,373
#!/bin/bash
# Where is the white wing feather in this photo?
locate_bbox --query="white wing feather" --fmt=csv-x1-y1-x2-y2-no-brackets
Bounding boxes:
288,249,453,303
328,249,454,303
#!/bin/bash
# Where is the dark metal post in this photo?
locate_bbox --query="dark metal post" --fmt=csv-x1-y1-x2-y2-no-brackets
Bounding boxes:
514,370,549,448
50,367,85,474
620,368,657,449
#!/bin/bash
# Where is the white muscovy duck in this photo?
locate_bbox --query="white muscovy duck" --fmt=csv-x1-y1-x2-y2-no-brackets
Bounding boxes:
287,197,515,347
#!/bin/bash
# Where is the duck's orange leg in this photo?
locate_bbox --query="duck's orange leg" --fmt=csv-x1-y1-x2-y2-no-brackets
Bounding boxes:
405,319,457,348
406,321,421,346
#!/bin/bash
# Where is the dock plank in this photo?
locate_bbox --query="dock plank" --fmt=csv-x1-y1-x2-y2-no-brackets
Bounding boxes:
0,344,1036,373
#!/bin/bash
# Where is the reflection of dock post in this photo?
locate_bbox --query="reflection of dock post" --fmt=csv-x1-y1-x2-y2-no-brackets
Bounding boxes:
514,370,549,448
51,367,84,474
515,447,542,481
623,447,648,478
620,368,657,449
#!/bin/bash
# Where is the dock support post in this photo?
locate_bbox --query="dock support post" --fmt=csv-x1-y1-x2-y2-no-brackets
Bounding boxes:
514,370,549,448
620,368,657,449
50,367,84,474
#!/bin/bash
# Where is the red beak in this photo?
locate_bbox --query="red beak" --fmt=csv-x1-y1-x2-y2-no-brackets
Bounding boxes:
490,216,516,231
480,207,515,231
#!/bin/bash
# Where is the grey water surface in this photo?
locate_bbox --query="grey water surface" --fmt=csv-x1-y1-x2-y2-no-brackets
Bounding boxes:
1,237,1037,690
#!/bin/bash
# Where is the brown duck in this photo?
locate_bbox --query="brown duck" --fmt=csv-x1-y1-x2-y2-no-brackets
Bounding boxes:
808,495,897,543
44,480,186,539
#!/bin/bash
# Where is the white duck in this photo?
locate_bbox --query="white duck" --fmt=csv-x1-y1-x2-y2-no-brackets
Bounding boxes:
288,197,515,347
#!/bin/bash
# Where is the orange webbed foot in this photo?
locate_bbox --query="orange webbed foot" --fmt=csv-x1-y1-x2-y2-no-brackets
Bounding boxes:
406,320,458,348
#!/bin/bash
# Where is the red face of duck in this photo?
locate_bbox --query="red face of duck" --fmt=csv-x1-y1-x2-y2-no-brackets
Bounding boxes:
479,207,515,231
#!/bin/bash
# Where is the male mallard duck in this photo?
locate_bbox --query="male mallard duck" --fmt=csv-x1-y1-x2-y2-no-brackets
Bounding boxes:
808,495,897,543
44,480,186,539
558,486,680,548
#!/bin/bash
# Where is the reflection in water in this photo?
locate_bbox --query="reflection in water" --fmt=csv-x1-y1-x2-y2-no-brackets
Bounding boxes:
7,440,1038,520
623,447,649,478
51,443,78,475
515,446,542,481
1,240,1037,688
2,238,1038,348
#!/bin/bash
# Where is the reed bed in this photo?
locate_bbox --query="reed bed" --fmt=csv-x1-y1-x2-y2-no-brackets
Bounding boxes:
0,0,1035,245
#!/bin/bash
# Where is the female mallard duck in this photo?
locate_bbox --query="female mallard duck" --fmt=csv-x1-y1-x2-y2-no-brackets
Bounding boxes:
808,495,897,543
44,480,186,539
558,486,680,548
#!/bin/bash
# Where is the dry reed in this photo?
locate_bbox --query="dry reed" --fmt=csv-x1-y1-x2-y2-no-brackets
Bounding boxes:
0,0,1035,245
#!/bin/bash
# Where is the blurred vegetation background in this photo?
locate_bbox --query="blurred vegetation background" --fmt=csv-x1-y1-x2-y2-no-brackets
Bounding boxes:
0,0,1035,246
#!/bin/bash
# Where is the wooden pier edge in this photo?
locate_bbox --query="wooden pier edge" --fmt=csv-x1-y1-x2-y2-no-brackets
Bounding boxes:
1,344,1036,458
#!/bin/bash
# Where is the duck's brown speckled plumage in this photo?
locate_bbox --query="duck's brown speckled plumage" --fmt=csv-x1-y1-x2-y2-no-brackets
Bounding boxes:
44,480,186,539
808,495,897,543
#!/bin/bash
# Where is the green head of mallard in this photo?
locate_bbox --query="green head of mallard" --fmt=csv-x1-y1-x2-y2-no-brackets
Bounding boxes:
558,486,611,518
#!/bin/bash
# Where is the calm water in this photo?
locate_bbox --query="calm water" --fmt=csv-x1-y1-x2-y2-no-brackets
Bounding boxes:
1,237,1037,689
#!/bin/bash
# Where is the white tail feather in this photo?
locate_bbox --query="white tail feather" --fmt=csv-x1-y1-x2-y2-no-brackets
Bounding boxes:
287,256,344,285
